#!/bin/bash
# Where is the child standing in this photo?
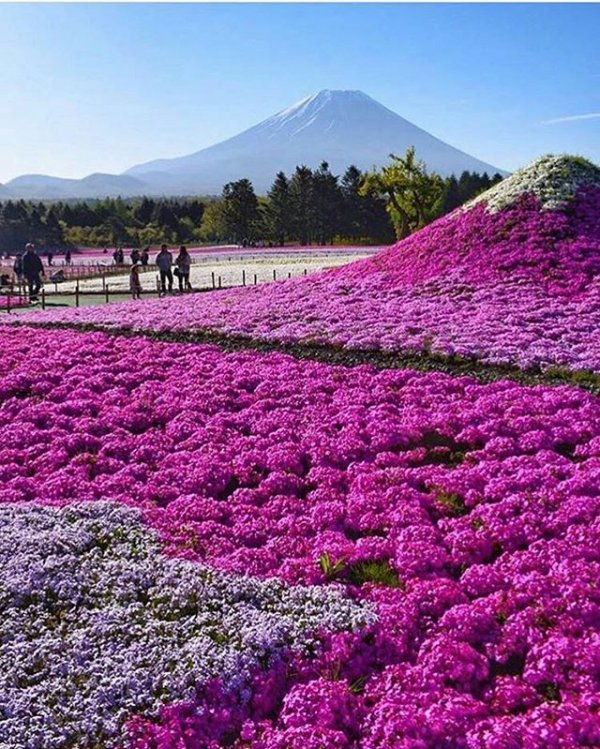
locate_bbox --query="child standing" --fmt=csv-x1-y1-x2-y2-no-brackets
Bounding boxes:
130,262,143,299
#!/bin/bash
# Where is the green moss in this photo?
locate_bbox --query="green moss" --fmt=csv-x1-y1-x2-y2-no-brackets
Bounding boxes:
347,559,403,588
434,489,469,517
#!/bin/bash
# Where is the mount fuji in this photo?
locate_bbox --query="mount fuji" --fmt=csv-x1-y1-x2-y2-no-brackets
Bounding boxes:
3,90,505,200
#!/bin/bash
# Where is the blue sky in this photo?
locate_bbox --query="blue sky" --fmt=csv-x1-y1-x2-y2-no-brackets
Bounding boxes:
0,2,598,183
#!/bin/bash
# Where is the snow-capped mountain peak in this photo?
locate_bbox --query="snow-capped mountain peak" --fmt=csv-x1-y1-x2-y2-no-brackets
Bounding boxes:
4,90,506,199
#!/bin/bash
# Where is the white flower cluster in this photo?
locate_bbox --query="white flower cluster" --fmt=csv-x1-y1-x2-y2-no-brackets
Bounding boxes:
0,502,373,749
464,154,600,213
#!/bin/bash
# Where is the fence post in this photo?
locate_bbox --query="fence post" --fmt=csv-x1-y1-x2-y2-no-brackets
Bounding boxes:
242,269,246,286
304,268,308,276
218,275,222,288
102,275,106,291
211,271,215,289
41,286,46,310
273,269,277,281
254,274,257,285
288,272,291,279
75,282,80,308
105,283,109,304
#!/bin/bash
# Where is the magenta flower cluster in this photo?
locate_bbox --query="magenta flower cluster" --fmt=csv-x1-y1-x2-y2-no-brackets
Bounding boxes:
10,186,600,373
1,325,599,748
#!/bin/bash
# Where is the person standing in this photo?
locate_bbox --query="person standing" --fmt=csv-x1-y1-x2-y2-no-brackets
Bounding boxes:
22,243,45,302
175,245,192,292
155,244,173,294
130,262,143,299
65,249,72,266
140,247,150,267
13,253,23,282
130,248,141,265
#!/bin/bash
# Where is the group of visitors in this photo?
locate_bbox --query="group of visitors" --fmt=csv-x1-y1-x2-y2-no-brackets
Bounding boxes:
113,247,153,267
130,245,192,299
8,243,194,303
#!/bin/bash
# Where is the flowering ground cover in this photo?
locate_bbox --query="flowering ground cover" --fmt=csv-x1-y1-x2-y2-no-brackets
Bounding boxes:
0,295,28,310
7,155,600,376
1,501,368,749
1,324,599,748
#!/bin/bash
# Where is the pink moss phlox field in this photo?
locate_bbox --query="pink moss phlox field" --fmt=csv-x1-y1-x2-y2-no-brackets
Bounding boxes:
1,326,599,748
0,296,28,310
9,186,600,374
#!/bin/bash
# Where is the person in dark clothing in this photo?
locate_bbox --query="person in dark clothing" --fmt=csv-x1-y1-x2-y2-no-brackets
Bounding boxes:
65,249,72,266
22,243,45,301
46,251,53,267
140,247,150,267
175,245,192,292
155,244,173,294
130,248,141,265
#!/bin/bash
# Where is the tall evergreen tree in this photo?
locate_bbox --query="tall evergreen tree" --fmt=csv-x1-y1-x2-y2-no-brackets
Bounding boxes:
134,198,156,225
44,208,64,245
312,161,342,245
222,179,259,243
266,171,291,246
289,166,314,245
441,175,461,213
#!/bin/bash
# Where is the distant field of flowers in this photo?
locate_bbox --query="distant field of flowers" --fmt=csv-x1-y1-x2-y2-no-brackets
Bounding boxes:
2,156,600,748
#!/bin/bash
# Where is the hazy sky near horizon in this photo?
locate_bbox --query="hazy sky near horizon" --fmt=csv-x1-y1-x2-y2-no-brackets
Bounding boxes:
0,2,598,183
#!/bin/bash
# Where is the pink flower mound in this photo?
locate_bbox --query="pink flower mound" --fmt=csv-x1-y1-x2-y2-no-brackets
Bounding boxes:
1,326,599,748
352,187,600,290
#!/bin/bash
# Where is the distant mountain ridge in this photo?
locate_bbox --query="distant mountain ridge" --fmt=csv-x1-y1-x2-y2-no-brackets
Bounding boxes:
2,90,506,200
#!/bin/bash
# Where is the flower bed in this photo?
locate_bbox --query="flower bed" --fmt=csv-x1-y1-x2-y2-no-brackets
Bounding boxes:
1,501,368,749
0,294,29,310
1,325,599,748
6,156,600,375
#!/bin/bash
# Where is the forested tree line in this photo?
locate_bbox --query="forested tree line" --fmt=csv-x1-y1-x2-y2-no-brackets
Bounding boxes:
0,153,503,252
0,198,205,251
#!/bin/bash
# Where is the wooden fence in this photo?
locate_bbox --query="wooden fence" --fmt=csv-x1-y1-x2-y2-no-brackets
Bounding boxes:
0,267,311,312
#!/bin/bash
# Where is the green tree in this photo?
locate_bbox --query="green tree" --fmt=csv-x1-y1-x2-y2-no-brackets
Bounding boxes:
266,171,291,245
134,198,156,225
312,161,342,245
440,175,461,213
221,179,259,243
340,165,392,242
360,147,444,238
44,208,64,245
289,166,314,245
340,165,364,239
200,200,227,242
152,202,179,233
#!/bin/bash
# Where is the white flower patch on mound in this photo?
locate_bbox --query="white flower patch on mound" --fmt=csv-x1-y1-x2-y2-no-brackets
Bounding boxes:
464,154,600,212
0,502,372,749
